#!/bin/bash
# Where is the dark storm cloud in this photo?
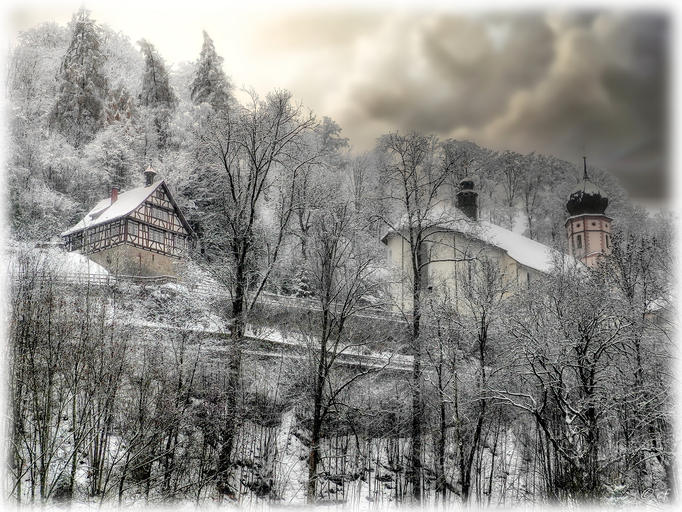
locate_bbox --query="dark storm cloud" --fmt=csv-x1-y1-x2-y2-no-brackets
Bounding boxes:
342,14,561,132
257,9,668,202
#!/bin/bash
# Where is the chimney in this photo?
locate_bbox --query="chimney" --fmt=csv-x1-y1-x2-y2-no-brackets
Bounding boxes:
111,184,120,203
144,166,157,187
456,177,478,221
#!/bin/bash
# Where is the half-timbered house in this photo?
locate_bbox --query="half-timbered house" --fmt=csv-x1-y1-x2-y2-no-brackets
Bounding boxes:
62,167,193,277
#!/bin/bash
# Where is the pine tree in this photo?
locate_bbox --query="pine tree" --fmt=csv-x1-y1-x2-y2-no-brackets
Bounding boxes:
49,7,108,148
138,39,178,149
190,31,233,111
138,39,177,109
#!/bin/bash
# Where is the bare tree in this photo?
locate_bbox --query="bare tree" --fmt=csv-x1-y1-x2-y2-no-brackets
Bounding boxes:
422,249,516,505
7,248,129,505
189,88,318,497
375,131,452,504
493,260,626,502
298,201,384,503
602,221,676,501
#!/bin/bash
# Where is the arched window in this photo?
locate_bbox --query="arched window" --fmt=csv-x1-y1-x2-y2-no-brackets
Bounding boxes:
606,234,610,248
576,234,583,249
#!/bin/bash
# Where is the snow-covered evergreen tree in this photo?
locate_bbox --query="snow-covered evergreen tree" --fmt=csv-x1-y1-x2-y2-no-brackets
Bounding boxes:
190,31,233,111
49,7,108,148
138,38,178,149
100,24,144,99
138,39,177,109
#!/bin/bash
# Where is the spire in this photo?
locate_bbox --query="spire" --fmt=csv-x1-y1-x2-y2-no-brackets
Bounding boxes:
583,156,588,180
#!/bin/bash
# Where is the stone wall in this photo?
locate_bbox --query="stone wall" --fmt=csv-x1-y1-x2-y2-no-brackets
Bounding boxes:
89,244,183,277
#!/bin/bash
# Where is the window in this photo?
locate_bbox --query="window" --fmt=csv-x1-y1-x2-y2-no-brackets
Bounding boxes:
149,228,165,244
71,233,83,251
89,228,103,242
606,234,610,248
387,249,392,263
576,234,582,249
129,221,139,238
152,207,169,222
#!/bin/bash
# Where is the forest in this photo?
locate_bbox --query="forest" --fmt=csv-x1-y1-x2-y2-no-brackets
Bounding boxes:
5,7,677,508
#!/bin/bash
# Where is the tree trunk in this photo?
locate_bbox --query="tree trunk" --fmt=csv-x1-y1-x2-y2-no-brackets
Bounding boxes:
217,255,246,498
410,276,423,504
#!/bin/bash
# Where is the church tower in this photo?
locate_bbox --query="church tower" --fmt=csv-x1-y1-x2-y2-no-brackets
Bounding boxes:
456,176,478,220
565,157,612,267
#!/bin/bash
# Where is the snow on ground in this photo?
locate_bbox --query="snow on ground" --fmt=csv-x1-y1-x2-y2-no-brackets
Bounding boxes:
6,242,110,277
275,409,309,504
58,250,110,275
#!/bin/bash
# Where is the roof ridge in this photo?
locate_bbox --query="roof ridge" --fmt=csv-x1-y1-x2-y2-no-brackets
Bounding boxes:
61,180,164,236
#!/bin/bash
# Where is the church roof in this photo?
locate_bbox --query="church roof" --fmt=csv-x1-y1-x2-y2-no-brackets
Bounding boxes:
467,220,559,274
381,208,570,274
61,180,191,236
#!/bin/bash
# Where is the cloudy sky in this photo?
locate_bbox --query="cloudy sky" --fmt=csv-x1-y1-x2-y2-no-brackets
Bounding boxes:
5,1,672,207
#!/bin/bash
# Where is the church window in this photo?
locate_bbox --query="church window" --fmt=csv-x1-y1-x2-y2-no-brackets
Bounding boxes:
606,234,610,248
576,234,582,249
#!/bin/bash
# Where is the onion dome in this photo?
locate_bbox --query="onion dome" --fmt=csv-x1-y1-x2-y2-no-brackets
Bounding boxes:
566,157,608,215
459,177,475,190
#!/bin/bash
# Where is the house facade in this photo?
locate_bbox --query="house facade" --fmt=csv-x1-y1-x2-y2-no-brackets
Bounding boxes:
61,167,193,277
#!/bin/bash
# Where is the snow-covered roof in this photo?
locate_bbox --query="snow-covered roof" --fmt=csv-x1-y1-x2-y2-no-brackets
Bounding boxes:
381,207,568,274
466,220,558,273
6,243,110,277
62,181,164,236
